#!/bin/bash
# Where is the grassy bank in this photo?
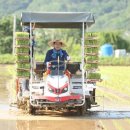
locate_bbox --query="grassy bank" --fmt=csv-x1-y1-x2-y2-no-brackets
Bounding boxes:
0,54,15,64
99,57,130,66
0,54,130,65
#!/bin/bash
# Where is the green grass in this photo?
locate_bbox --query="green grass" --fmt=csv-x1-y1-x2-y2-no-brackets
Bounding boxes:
97,66,130,97
0,54,15,64
97,88,130,105
0,64,16,77
0,54,130,66
99,57,130,66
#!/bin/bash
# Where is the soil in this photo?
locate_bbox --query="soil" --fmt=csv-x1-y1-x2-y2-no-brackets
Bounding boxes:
0,65,130,130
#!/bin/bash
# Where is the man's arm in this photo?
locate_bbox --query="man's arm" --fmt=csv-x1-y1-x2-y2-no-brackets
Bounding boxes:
64,50,70,61
44,50,50,63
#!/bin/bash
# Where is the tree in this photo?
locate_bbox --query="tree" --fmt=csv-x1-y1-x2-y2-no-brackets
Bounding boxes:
99,31,130,52
0,16,13,54
0,16,21,54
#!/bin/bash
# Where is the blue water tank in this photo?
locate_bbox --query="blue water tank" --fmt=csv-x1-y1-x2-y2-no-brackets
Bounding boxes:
100,43,113,56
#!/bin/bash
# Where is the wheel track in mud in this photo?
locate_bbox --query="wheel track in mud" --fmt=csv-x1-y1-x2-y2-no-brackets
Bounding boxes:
97,86,130,101
0,65,130,130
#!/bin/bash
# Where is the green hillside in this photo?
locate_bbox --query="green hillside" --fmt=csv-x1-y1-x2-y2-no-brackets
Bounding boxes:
0,0,130,31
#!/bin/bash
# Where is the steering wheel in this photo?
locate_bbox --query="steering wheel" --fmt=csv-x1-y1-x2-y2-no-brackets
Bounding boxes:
48,60,66,68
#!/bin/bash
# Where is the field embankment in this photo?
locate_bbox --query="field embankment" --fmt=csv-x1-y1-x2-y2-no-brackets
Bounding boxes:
0,54,130,66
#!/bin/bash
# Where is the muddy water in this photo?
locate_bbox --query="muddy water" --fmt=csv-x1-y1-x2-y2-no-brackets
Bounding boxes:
0,65,130,130
0,120,98,130
0,64,98,130
0,65,11,111
0,65,14,129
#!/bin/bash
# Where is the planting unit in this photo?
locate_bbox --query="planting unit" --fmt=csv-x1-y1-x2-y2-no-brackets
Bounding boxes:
15,32,30,78
85,33,101,82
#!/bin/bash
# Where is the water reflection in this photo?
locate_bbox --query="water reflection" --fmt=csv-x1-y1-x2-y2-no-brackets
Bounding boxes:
0,119,97,130
16,120,96,130
0,120,16,130
0,65,11,105
0,87,9,104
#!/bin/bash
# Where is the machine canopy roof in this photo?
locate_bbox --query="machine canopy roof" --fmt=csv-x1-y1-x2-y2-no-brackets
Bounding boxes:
21,12,95,28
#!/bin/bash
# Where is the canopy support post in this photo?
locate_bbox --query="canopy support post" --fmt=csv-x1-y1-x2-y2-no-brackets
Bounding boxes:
81,22,85,106
30,22,33,104
13,15,16,55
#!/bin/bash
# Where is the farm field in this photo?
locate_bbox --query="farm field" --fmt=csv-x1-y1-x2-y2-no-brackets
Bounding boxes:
96,66,130,110
0,65,130,130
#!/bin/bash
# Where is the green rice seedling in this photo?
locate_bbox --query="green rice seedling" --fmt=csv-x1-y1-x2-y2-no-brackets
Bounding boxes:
16,32,29,38
17,70,30,77
91,56,98,61
85,64,92,70
16,48,29,53
85,32,92,37
15,32,29,46
87,72,101,79
92,47,98,53
85,48,92,53
16,40,29,45
85,40,91,45
91,63,98,68
16,55,30,61
85,56,92,61
17,63,30,69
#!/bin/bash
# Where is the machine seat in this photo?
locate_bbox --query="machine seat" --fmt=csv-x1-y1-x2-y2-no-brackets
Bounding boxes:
66,62,81,75
34,62,46,77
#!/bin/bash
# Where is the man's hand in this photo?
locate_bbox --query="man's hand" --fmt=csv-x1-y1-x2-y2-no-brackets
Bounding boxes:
46,62,51,68
67,56,71,61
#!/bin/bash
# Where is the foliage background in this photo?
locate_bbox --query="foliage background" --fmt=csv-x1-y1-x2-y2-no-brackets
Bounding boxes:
0,0,130,60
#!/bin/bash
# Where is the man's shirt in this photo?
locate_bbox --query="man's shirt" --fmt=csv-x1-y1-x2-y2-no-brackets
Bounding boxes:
44,49,69,70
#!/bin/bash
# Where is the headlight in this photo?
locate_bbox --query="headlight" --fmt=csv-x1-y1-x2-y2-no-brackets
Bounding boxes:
62,86,68,93
47,83,68,94
48,84,55,93
48,87,54,93
64,87,68,91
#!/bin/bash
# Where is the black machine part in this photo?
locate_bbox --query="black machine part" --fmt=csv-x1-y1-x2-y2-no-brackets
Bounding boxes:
35,62,81,75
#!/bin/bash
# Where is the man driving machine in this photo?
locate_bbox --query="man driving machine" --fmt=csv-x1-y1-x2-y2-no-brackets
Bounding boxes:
44,39,70,76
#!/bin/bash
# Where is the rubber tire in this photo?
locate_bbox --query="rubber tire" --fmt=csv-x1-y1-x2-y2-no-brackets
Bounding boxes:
77,101,86,116
17,98,21,109
27,100,36,115
86,98,91,109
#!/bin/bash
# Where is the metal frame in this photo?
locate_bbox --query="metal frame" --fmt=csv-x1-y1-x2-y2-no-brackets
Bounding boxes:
75,22,86,106
81,22,85,106
29,22,33,105
28,21,87,106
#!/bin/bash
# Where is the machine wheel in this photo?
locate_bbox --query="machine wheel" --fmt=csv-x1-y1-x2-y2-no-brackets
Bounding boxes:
77,101,86,116
86,98,91,109
27,100,36,115
17,94,25,109
17,98,22,109
17,90,23,109
67,107,73,111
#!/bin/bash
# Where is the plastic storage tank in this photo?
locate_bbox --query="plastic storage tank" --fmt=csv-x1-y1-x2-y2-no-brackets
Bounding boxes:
100,43,113,56
115,49,126,57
